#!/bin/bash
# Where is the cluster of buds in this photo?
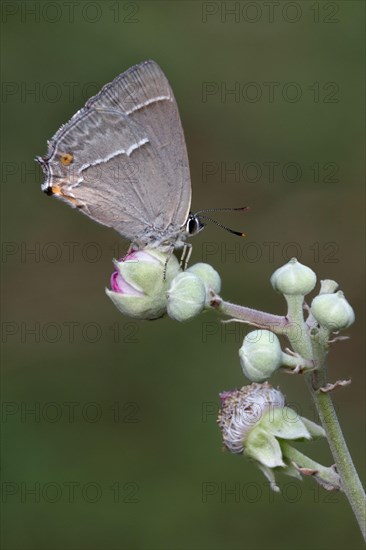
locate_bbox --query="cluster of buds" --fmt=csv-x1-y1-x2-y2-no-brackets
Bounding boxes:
106,249,221,321
271,258,354,330
239,258,355,384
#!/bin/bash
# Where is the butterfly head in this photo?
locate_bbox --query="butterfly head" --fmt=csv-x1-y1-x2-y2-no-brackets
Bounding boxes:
185,213,205,238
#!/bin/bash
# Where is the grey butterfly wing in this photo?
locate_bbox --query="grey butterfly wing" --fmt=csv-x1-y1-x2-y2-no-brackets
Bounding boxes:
37,60,192,245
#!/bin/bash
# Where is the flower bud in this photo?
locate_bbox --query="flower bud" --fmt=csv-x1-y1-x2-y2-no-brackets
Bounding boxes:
270,258,316,296
239,330,283,382
106,249,180,320
186,263,221,303
239,330,314,381
310,291,355,330
167,272,206,322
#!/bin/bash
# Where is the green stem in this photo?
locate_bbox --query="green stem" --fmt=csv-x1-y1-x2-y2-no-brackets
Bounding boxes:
278,297,365,539
309,346,366,540
210,295,290,336
284,294,312,359
286,299,366,539
281,441,341,490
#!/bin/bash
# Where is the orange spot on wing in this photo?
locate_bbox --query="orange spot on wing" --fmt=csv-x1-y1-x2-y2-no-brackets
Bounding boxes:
51,185,79,206
60,153,73,166
51,185,62,195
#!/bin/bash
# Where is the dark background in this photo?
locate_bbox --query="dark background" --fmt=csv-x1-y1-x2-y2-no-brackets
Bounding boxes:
1,1,365,549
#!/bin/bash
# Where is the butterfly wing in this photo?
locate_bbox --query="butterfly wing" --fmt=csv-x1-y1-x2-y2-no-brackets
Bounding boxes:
37,60,192,245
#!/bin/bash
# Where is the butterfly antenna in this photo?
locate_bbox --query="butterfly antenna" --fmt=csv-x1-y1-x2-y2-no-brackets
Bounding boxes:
195,206,250,215
198,215,246,237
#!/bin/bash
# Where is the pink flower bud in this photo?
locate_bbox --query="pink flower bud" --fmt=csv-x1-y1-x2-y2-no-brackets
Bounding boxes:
106,249,180,320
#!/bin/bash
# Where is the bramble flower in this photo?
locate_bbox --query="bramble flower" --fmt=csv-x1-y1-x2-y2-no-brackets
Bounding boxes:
217,383,336,492
218,383,285,454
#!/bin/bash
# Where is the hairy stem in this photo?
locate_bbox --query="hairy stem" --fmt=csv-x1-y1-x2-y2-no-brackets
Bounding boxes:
309,343,366,540
280,441,341,490
210,295,290,335
286,314,365,538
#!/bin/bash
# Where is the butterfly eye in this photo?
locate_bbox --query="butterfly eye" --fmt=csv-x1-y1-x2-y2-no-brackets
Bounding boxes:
60,153,73,166
186,214,204,236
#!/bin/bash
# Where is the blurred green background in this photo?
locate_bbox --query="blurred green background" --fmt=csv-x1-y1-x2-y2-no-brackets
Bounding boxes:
1,1,365,549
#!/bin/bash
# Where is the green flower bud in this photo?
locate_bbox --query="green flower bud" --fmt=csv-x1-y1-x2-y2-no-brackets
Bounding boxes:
239,330,313,382
270,258,316,296
239,330,283,382
106,249,180,320
167,272,206,322
311,291,355,330
186,263,221,303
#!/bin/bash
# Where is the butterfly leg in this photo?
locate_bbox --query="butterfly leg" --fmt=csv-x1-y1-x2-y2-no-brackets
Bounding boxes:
159,243,192,280
162,244,176,280
179,243,192,271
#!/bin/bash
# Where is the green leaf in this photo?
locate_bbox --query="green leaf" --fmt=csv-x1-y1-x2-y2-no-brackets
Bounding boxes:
260,408,311,440
245,427,284,468
300,417,326,439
